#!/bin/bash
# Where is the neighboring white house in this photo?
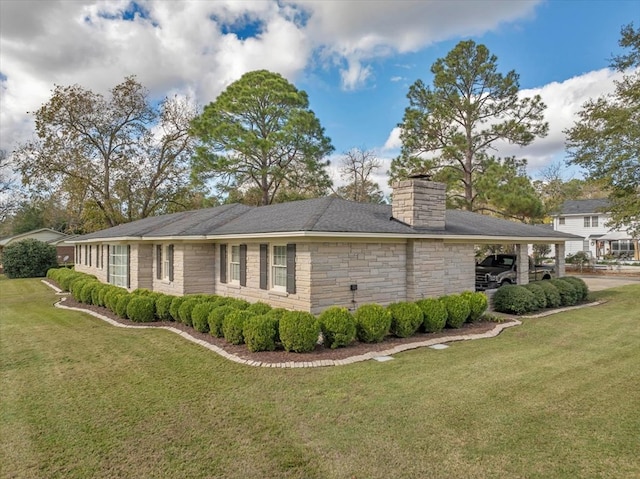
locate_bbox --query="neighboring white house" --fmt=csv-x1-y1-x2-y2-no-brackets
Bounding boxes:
552,199,639,260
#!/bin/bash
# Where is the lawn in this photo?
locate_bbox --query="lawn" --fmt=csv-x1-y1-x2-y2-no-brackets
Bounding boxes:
1,277,639,479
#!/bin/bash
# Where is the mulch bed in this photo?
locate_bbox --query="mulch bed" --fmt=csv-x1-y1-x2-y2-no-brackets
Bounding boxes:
55,293,505,364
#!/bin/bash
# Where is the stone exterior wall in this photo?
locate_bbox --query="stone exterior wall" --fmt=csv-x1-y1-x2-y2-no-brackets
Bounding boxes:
391,179,446,229
443,243,476,294
130,244,153,290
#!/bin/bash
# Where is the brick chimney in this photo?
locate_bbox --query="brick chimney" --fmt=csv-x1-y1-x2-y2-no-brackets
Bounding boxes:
391,175,446,230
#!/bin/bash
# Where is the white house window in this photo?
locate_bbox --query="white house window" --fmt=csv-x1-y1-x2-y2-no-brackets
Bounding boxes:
230,245,240,283
559,217,565,225
109,245,129,287
162,245,172,279
591,216,598,227
584,216,591,227
272,245,287,289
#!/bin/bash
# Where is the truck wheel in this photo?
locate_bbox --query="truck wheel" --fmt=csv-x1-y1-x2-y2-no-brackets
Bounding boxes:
542,274,551,280
499,280,512,287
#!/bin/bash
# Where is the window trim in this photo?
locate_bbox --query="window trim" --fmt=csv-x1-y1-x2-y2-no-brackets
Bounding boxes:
108,244,129,288
584,216,591,228
229,244,241,284
271,244,287,291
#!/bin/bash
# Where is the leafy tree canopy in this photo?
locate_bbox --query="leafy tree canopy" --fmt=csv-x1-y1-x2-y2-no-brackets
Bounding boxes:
565,23,640,237
190,70,334,206
390,40,548,216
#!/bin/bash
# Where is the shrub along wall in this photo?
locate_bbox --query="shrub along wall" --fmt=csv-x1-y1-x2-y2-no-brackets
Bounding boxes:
46,269,503,354
492,278,589,315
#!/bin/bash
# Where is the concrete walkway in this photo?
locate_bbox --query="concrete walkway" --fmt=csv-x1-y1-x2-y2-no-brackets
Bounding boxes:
574,274,640,292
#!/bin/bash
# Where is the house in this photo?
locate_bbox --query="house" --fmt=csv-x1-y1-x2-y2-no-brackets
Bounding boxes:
70,178,578,314
552,199,639,260
0,228,74,273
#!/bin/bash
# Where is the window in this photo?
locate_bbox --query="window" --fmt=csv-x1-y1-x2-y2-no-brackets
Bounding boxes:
584,216,591,227
272,245,287,289
559,217,565,225
109,245,129,287
591,216,599,227
230,245,240,283
156,244,174,281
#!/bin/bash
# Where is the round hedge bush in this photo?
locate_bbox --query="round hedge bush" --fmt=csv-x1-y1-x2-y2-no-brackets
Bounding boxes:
387,302,423,338
223,310,253,345
279,311,320,353
192,302,216,333
523,283,547,310
155,294,174,321
104,290,124,313
208,305,235,337
561,276,589,301
1,238,58,278
442,294,471,328
79,281,100,304
493,285,536,315
126,296,156,322
460,291,488,322
549,279,578,306
416,298,447,333
536,281,561,308
243,315,278,352
178,298,203,327
318,306,356,349
353,304,391,343
115,294,133,319
247,302,272,315
169,296,189,322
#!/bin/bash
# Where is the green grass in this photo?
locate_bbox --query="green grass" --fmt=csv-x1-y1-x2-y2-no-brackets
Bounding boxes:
1,277,639,479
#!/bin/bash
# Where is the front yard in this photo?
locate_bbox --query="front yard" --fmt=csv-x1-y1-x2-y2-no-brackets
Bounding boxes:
1,277,639,478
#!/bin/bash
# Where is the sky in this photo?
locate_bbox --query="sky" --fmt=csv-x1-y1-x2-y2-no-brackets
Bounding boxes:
1,0,638,195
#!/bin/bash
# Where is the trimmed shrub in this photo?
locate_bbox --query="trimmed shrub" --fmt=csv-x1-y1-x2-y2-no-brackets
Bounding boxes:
243,315,278,352
79,281,100,304
387,302,423,338
70,279,89,301
59,270,87,291
126,296,156,322
416,298,448,333
265,308,288,343
98,285,118,308
223,310,253,345
493,285,536,315
155,294,174,321
549,279,578,306
104,289,125,313
178,298,203,327
115,294,133,319
91,283,107,306
208,305,235,338
2,238,58,278
442,294,471,328
247,301,272,315
169,296,189,322
461,291,489,322
523,283,547,310
318,307,356,349
279,311,320,353
221,298,250,310
537,281,562,308
192,302,217,333
561,276,589,301
353,304,391,343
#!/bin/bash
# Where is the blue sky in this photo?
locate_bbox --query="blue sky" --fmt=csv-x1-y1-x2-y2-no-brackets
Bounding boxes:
1,0,638,193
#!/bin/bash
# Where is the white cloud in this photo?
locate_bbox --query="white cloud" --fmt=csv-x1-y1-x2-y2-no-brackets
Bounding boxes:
383,127,402,151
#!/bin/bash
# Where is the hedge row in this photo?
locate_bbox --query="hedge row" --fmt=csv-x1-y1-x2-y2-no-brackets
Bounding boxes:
493,277,589,315
46,268,491,353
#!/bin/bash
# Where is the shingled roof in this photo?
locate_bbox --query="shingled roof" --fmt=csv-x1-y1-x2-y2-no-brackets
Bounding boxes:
72,196,578,242
558,199,609,215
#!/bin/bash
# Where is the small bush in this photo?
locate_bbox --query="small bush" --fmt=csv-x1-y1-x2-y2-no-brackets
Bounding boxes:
442,294,471,328
58,270,86,291
353,304,391,343
493,285,536,315
536,281,562,308
461,291,488,322
208,305,235,338
387,302,423,338
221,298,250,310
279,311,320,353
155,294,174,321
104,289,125,313
243,315,278,352
91,283,107,306
561,276,589,301
192,302,217,333
247,302,272,315
115,294,133,319
523,283,547,310
79,281,100,304
126,296,156,322
2,239,58,278
169,296,188,322
178,298,203,327
318,307,356,349
416,298,448,333
223,310,253,345
549,279,578,306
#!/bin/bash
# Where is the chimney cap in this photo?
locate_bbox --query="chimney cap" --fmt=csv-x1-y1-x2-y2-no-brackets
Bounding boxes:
408,173,432,180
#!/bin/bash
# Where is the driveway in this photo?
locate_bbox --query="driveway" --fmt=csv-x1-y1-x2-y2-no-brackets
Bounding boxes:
574,274,640,291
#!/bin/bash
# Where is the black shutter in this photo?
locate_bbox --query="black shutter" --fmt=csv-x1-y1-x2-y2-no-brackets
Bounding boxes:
168,244,174,282
126,245,131,289
220,244,227,284
286,243,296,294
156,245,162,280
106,245,110,281
259,244,268,290
89,245,92,267
239,244,247,287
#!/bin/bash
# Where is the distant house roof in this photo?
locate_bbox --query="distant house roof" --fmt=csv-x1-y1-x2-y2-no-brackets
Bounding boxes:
0,228,70,247
558,199,609,216
71,197,579,243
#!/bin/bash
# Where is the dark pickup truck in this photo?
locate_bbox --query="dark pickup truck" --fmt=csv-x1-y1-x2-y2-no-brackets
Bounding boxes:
475,254,555,291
